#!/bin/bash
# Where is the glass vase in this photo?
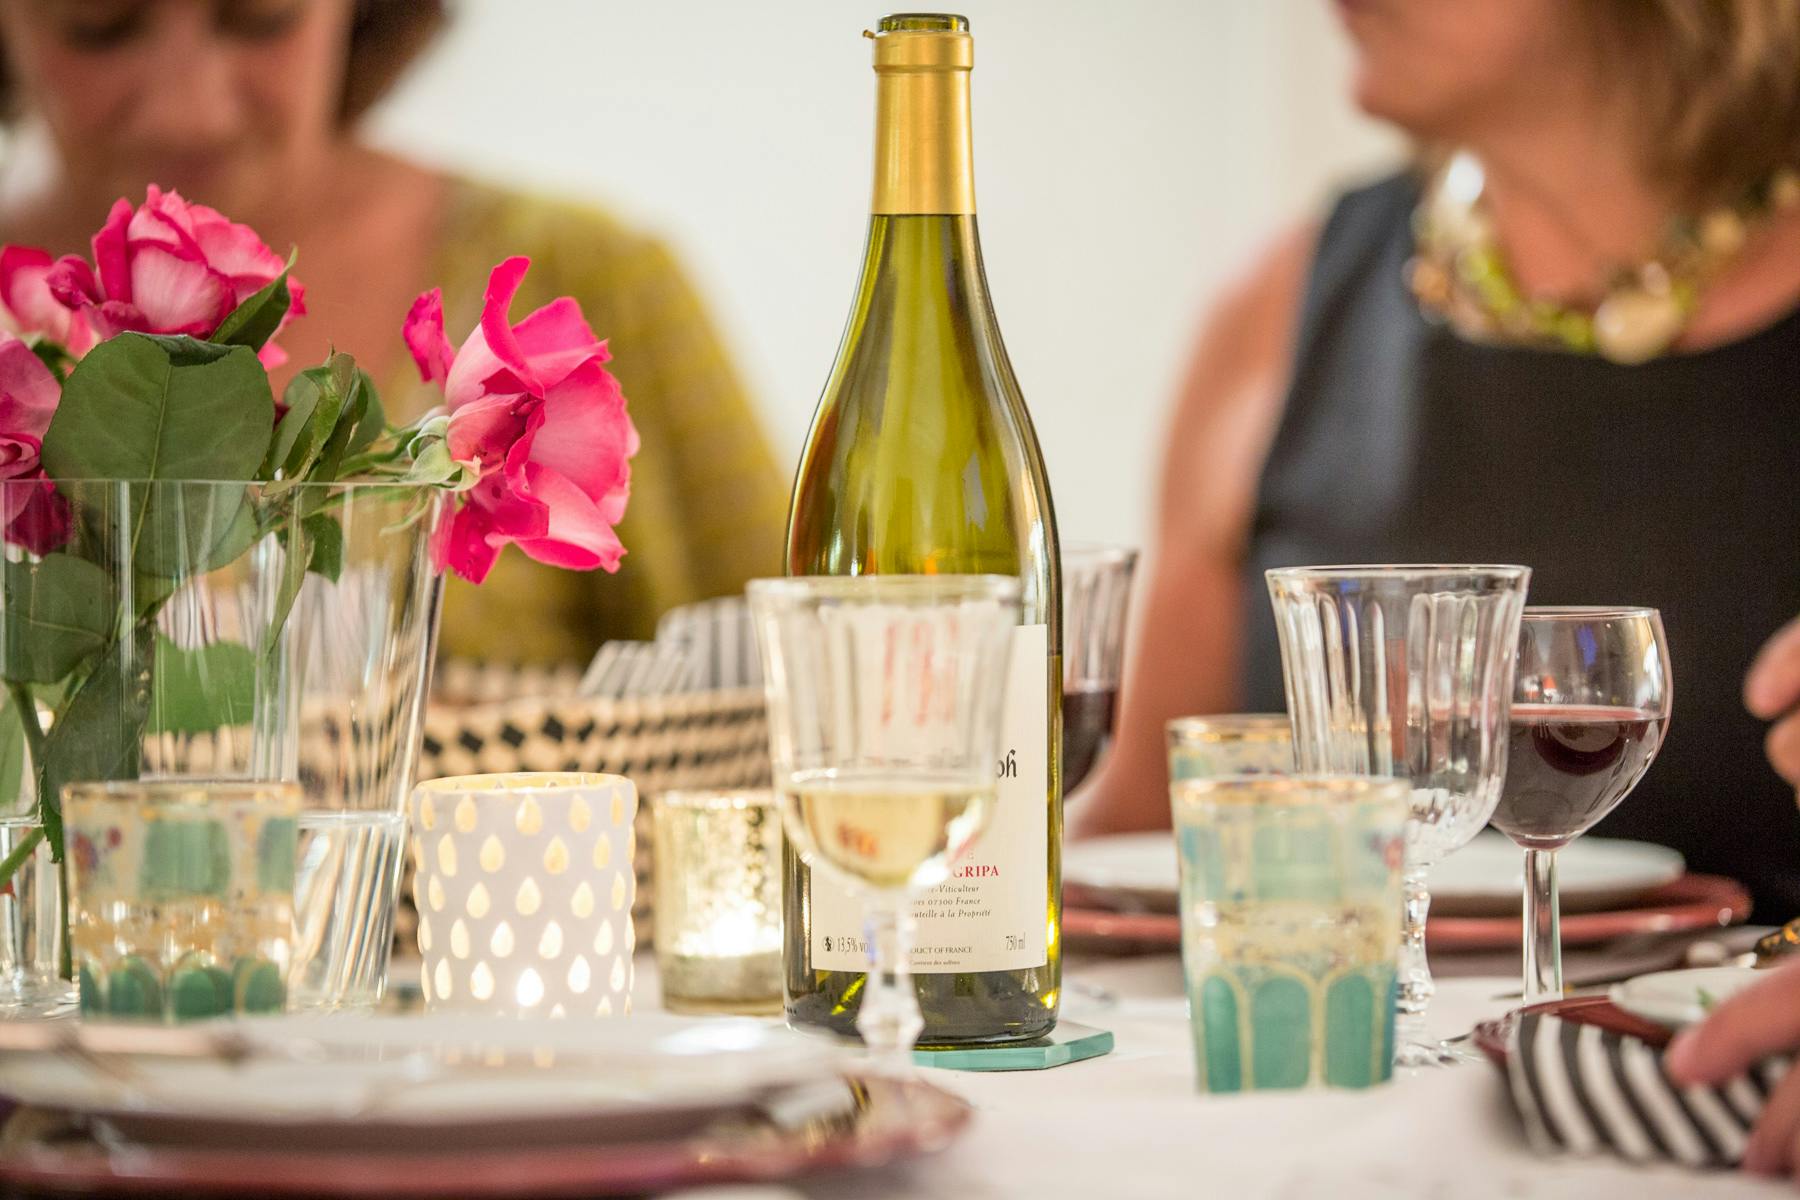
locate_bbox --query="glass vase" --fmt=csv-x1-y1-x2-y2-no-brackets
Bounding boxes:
0,479,445,1013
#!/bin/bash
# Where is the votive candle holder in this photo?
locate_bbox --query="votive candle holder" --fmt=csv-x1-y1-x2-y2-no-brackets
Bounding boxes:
410,772,637,1018
651,789,783,1015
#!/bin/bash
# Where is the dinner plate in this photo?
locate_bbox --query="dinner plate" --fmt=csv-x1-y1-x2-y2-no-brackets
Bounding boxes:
1062,873,1751,954
0,1074,970,1198
1062,832,1179,912
1608,966,1764,1029
1430,833,1685,916
0,1012,845,1151
1063,831,1685,917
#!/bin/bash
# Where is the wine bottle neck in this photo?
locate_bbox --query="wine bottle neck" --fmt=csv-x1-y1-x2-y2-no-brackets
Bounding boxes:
869,26,975,216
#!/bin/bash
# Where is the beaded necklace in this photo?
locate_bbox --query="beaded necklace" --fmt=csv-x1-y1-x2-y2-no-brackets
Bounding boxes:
1407,151,1800,364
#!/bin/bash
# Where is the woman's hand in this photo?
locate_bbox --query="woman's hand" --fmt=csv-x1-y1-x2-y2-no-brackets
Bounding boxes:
1748,615,1800,789
1668,962,1800,1177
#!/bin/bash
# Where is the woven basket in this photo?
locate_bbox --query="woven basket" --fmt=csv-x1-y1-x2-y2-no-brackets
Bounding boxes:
405,673,772,948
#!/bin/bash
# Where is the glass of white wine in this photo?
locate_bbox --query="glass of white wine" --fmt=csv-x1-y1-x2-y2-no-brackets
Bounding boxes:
748,575,1021,1073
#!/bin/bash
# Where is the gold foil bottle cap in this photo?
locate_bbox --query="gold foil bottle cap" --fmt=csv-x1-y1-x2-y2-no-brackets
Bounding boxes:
869,13,973,71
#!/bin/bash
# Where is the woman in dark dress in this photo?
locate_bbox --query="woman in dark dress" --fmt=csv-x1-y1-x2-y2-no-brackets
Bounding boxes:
1079,0,1800,925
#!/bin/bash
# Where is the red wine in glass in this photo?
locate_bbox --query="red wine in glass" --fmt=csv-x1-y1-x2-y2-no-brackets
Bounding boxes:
1492,704,1667,849
1062,687,1116,792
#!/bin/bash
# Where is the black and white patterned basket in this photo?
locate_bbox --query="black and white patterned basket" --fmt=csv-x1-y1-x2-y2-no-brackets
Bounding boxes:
411,667,771,940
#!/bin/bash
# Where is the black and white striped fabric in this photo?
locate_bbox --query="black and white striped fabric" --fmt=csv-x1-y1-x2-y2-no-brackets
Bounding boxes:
1505,1011,1793,1167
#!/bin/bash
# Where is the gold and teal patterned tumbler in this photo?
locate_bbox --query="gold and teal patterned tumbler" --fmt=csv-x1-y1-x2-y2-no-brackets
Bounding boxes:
1174,775,1408,1092
65,780,300,1022
1166,714,1293,782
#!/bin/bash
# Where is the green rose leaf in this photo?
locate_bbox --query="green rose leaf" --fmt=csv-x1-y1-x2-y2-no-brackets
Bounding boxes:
0,554,115,684
346,369,386,457
303,512,344,583
146,637,256,736
0,688,26,815
210,262,293,355
264,375,321,481
43,334,274,481
42,334,275,577
38,626,153,860
267,353,374,494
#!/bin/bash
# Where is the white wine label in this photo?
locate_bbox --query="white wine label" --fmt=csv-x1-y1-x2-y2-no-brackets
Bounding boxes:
810,624,1050,973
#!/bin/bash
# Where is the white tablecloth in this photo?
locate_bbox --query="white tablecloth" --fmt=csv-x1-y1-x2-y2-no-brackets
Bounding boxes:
663,954,1785,1200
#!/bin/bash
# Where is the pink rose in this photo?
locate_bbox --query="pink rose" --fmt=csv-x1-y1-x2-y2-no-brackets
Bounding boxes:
41,186,305,366
404,256,636,585
0,246,94,356
0,333,69,554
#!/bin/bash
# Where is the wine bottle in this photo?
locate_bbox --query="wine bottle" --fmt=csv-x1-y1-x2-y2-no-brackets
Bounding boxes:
785,12,1062,1047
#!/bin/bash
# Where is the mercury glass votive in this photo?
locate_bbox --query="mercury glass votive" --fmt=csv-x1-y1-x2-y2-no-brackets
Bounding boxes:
64,780,301,1023
651,789,783,1015
410,773,637,1019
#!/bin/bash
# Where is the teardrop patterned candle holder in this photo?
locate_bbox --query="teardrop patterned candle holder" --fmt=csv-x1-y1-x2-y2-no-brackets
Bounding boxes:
409,773,636,1018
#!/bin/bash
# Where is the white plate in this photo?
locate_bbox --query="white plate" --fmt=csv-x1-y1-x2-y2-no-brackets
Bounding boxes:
1065,830,1684,917
1431,833,1684,916
0,1012,847,1148
1609,967,1764,1029
1063,832,1178,910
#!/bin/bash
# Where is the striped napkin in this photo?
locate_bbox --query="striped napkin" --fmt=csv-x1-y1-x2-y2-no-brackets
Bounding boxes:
1504,1010,1793,1167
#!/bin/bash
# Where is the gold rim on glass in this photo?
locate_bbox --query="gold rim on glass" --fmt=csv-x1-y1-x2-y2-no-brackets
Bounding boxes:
413,772,628,795
60,779,302,806
1165,714,1292,745
1170,774,1412,808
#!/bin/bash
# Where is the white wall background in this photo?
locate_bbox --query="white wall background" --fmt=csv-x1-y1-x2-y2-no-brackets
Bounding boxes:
369,1,1399,548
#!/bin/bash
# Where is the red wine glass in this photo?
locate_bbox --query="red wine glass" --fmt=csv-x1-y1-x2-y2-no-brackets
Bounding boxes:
1061,545,1137,793
1497,607,1672,1003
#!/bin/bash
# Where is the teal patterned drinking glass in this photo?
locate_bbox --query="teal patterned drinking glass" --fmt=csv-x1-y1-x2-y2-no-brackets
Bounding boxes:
1174,775,1409,1092
65,780,300,1022
1165,714,1293,782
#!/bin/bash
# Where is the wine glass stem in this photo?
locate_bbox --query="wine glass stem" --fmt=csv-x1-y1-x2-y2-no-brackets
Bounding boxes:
1397,866,1433,1018
856,895,923,1077
1522,848,1563,1004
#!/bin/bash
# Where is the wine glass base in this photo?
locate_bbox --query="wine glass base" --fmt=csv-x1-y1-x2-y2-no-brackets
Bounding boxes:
0,982,77,1021
1396,1034,1483,1069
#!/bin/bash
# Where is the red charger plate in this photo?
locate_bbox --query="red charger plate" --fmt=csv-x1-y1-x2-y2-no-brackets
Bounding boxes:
0,1074,970,1199
1062,873,1751,954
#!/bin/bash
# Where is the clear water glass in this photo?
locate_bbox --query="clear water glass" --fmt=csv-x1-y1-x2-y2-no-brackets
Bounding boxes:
748,575,1020,1074
0,482,443,1015
1266,564,1528,1065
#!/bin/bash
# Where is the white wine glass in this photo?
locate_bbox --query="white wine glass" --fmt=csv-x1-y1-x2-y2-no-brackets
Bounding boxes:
748,575,1020,1073
1267,564,1528,1066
